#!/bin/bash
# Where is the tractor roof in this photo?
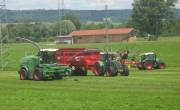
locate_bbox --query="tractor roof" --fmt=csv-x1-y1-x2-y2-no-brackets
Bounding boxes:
40,49,58,52
100,52,118,54
141,52,155,55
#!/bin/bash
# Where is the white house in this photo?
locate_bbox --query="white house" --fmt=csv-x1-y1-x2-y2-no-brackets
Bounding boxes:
54,36,73,44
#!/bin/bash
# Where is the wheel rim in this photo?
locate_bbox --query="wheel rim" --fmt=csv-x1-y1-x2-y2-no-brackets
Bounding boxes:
20,72,25,80
145,62,153,70
106,69,111,76
34,71,39,80
95,66,100,76
159,64,165,69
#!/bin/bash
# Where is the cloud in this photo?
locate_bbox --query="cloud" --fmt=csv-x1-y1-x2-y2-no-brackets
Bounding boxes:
6,0,133,10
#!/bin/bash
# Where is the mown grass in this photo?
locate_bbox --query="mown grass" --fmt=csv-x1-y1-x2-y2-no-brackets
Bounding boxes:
0,37,179,110
0,68,180,110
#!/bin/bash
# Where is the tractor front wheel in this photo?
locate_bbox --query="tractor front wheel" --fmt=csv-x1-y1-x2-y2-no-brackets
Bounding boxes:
144,61,153,70
94,62,104,76
33,68,43,81
19,69,29,80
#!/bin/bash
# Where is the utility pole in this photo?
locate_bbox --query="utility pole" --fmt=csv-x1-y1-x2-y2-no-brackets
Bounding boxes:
105,5,108,45
0,0,9,70
58,0,64,19
58,0,66,35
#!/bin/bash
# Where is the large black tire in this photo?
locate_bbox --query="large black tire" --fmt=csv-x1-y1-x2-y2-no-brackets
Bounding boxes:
144,61,153,70
72,68,87,76
120,65,129,76
82,69,88,76
106,66,116,77
33,68,43,81
19,69,29,80
114,71,118,76
94,62,105,76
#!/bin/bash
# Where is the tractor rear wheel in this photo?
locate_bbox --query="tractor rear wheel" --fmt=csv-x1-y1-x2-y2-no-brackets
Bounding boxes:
106,66,116,77
33,68,43,81
19,69,29,80
94,62,104,76
144,61,153,70
82,69,88,76
120,65,129,76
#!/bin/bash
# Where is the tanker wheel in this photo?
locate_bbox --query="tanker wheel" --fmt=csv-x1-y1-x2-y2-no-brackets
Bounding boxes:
94,63,104,76
33,68,43,81
82,69,87,76
120,65,129,76
73,68,87,76
158,62,166,69
72,69,79,76
106,66,115,77
19,69,29,80
71,66,78,76
144,61,153,70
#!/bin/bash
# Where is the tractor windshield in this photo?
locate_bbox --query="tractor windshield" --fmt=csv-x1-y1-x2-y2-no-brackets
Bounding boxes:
100,52,120,61
40,51,54,64
141,53,156,61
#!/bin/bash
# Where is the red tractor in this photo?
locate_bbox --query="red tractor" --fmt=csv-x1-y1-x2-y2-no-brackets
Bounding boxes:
136,52,166,70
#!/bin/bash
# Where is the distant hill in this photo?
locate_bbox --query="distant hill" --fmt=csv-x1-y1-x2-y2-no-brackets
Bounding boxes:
6,9,180,23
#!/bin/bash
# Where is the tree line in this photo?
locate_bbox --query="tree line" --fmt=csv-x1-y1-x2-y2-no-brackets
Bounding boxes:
4,0,180,42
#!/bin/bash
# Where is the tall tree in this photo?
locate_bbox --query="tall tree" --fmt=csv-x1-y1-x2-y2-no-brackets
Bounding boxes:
62,13,81,30
132,0,178,37
54,20,76,36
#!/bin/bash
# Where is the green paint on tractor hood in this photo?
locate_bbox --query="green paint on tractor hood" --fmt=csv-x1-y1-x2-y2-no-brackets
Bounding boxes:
20,55,39,74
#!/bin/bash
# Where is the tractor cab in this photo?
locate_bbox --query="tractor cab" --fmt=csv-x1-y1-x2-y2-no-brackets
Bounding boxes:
40,49,58,64
140,52,156,62
100,52,120,61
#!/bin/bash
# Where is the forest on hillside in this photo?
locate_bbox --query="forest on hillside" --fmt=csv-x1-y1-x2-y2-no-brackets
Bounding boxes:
7,9,180,23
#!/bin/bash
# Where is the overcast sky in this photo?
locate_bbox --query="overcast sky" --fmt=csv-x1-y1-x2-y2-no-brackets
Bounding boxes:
6,0,180,10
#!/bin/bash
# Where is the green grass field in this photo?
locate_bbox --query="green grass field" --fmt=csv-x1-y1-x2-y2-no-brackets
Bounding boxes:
0,37,180,110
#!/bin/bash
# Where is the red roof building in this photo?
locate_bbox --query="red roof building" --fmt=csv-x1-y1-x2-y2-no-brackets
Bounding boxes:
69,28,136,44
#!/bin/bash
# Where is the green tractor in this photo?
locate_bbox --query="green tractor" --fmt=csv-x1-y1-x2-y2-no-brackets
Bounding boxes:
17,38,71,81
136,52,166,70
94,52,129,76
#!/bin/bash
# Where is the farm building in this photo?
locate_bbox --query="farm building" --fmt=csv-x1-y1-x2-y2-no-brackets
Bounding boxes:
68,28,136,44
54,36,73,44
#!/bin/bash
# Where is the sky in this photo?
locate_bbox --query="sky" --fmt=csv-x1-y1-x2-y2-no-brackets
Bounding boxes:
6,0,180,10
